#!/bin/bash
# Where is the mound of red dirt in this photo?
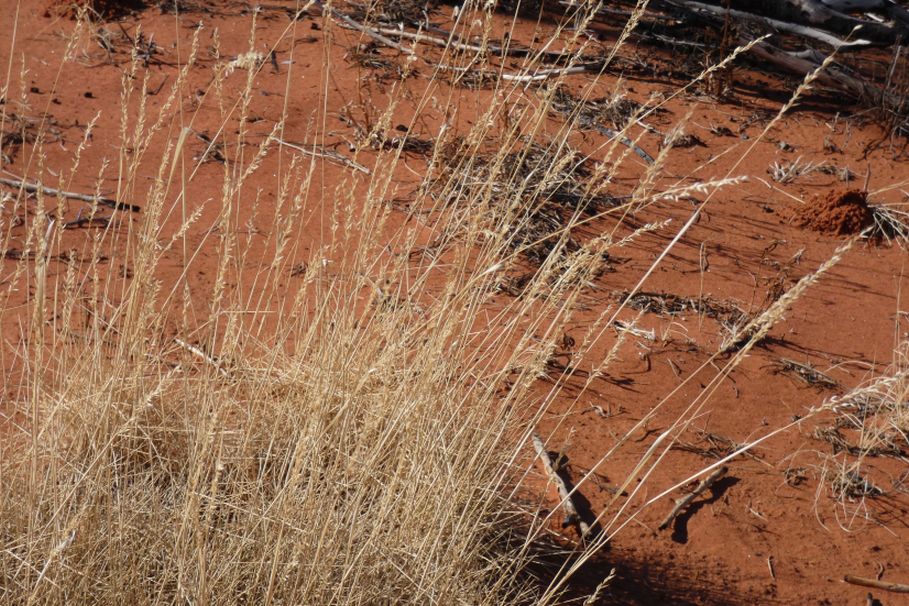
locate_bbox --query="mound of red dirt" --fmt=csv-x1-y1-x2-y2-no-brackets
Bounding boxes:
790,189,872,235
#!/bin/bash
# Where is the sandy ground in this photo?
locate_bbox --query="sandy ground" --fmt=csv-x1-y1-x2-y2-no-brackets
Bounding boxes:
3,1,909,603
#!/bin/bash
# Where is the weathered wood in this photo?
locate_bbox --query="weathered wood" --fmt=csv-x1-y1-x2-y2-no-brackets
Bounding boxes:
729,0,903,43
0,176,139,212
844,575,909,594
676,0,876,48
745,39,878,98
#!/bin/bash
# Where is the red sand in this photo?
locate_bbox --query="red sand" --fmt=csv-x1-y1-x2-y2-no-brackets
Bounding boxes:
2,2,908,604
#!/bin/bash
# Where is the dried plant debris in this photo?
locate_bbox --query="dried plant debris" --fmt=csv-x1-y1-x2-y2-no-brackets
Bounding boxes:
673,430,764,463
867,203,909,245
827,466,884,500
345,0,435,26
617,291,748,324
547,86,644,130
819,371,909,458
832,375,907,418
768,358,839,390
435,140,623,266
768,157,823,184
0,112,61,165
345,43,411,80
814,425,903,458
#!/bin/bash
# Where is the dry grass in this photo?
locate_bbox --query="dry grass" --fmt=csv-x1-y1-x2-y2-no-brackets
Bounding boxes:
866,202,909,245
1,1,905,604
0,4,637,603
767,156,823,184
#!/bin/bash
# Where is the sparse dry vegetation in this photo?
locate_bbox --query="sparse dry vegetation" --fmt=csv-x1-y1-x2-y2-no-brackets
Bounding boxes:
2,0,909,604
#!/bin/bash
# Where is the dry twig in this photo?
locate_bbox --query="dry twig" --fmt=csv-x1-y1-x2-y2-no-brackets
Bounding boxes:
844,575,909,594
0,176,139,212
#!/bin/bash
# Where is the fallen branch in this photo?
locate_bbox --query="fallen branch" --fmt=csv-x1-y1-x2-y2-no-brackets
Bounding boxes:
531,433,591,538
0,176,140,212
438,60,604,82
313,0,415,55
658,465,728,530
745,39,878,99
275,139,371,175
674,0,875,49
663,0,904,43
844,575,909,594
500,63,599,82
771,0,903,43
370,25,509,55
369,24,578,62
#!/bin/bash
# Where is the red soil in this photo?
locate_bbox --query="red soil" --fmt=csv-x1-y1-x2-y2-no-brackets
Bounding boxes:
791,189,873,235
2,2,909,604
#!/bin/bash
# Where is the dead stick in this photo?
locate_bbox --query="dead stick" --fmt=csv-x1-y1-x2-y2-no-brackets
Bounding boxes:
0,176,139,212
500,64,598,82
369,25,574,61
531,433,591,537
658,465,728,530
671,0,874,49
435,62,603,86
322,8,414,55
844,575,909,594
370,26,491,54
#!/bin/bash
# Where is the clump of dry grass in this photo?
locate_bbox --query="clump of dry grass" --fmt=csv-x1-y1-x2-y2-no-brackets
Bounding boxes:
866,201,909,245
798,350,909,526
823,366,909,459
1,315,544,604
768,156,823,184
0,11,562,605
2,2,667,601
